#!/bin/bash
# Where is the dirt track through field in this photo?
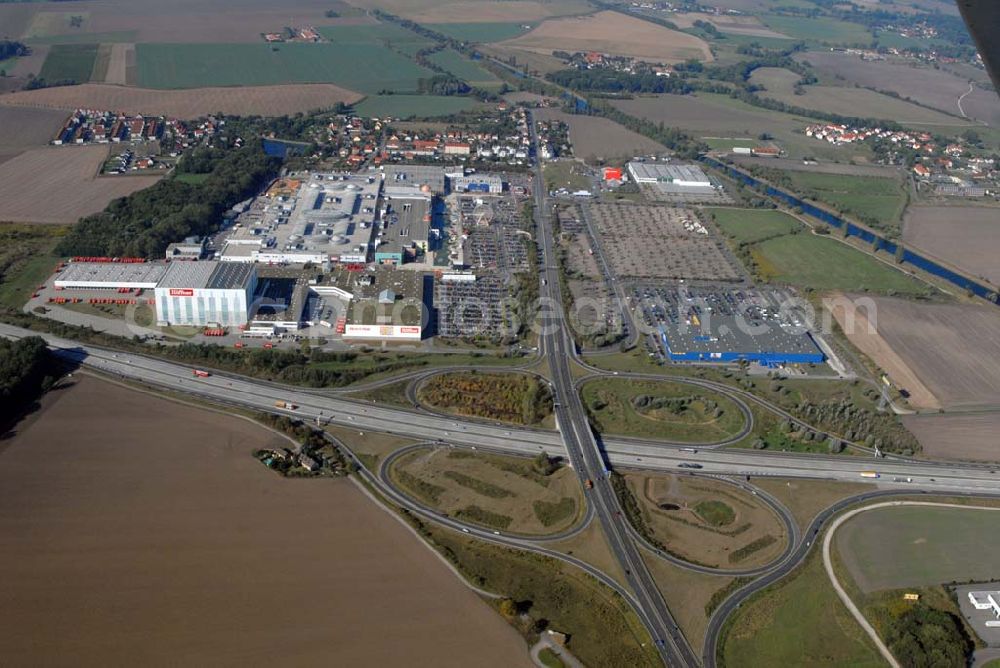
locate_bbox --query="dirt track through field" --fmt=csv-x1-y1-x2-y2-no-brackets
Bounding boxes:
0,376,532,667
104,43,131,85
0,83,363,118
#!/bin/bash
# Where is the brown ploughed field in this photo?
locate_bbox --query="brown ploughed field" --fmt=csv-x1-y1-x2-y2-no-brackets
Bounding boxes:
0,376,531,666
902,206,1000,285
903,411,1000,462
0,106,68,166
830,294,1000,411
0,145,161,224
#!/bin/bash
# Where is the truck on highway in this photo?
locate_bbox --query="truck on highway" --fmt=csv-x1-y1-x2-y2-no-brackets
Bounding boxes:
860,471,880,479
274,400,298,410
192,369,211,378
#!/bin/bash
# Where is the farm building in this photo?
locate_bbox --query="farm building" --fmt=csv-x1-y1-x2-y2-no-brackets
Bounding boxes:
154,261,257,327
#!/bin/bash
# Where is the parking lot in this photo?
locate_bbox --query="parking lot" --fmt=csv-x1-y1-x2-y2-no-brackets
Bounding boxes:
587,202,743,282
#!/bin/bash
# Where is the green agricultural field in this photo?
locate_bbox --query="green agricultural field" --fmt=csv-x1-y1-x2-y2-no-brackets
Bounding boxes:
39,43,98,83
836,505,1000,593
700,137,757,151
721,550,883,668
427,49,501,87
581,378,746,443
135,43,433,94
425,22,534,43
752,231,930,294
26,31,136,45
706,208,800,244
785,171,907,231
317,22,435,50
353,94,484,118
759,14,873,45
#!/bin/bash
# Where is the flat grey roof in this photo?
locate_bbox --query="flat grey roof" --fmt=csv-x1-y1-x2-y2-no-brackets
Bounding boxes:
157,261,217,289
55,262,166,286
628,162,710,183
638,286,820,355
385,196,430,248
207,262,254,290
383,165,446,193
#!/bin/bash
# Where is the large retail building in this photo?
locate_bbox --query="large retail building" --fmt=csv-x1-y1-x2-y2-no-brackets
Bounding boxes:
154,261,257,327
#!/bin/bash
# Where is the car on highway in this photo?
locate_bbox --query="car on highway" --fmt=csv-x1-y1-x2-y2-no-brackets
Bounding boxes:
678,463,703,469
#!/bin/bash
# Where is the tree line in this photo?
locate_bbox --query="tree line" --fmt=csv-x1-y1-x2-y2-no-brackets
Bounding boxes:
56,139,281,258
0,336,59,428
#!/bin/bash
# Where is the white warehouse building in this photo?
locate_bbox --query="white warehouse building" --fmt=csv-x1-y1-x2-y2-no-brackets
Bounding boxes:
627,162,712,187
154,261,257,327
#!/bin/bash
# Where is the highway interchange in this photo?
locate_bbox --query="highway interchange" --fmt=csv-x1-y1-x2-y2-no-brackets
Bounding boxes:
6,112,1000,667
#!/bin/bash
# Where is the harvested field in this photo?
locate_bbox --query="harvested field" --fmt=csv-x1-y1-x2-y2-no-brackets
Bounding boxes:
12,0,374,44
668,11,790,38
0,106,68,165
587,202,742,281
499,11,713,63
829,294,1000,411
0,3,36,39
624,472,787,570
356,0,594,23
0,146,161,224
798,51,1000,128
0,83,363,118
535,108,664,160
902,206,1000,285
903,412,1000,462
103,43,131,85
836,505,1000,593
391,447,582,535
613,93,868,161
0,377,531,667
749,67,971,126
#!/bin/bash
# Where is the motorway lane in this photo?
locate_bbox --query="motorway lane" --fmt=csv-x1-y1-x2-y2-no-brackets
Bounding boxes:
6,323,1000,496
529,113,699,667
